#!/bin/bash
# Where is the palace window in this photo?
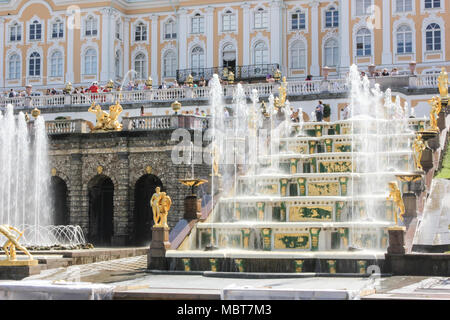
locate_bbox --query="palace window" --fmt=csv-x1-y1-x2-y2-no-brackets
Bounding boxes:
191,46,205,69
324,38,339,67
9,23,21,42
356,28,372,56
254,41,269,65
84,48,97,75
29,20,42,41
424,0,440,9
290,41,306,69
164,19,177,39
8,54,20,80
325,7,339,28
85,16,98,37
396,0,413,12
51,19,64,39
254,8,268,29
115,51,121,78
115,20,121,40
355,0,372,16
425,23,441,51
29,52,41,77
222,10,236,32
291,9,306,30
191,13,204,34
50,51,63,77
163,50,177,77
134,53,146,79
396,25,413,54
135,22,147,41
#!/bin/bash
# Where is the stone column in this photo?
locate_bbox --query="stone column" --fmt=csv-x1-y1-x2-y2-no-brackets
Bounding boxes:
151,15,159,86
113,151,130,246
270,0,283,67
381,0,393,65
123,18,130,78
65,14,74,83
178,9,188,71
148,226,171,270
339,0,350,75
100,8,115,82
387,227,406,255
242,3,250,66
309,0,320,76
0,18,4,89
206,7,215,68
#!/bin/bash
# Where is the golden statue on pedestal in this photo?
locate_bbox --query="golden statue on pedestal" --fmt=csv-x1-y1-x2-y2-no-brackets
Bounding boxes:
0,225,33,262
428,96,442,132
387,181,405,226
88,101,123,132
438,67,448,100
151,187,172,228
275,77,287,108
412,134,426,171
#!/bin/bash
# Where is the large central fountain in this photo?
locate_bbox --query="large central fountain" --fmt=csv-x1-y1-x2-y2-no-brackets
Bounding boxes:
167,65,429,273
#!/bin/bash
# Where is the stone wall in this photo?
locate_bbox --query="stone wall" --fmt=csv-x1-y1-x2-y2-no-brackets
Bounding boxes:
48,130,211,246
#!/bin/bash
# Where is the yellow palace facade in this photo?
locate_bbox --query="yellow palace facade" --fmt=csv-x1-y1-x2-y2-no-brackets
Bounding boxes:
0,0,448,89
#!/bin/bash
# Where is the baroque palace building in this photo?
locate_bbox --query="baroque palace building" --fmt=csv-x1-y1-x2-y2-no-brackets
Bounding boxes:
0,0,448,90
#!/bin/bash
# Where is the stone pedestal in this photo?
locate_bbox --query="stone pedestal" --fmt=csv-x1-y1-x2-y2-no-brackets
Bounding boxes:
184,196,202,220
0,265,42,280
438,111,446,132
148,226,171,270
402,192,417,218
387,227,406,255
420,148,434,172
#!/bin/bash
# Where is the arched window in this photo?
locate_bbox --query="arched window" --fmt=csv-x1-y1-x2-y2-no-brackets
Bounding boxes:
324,38,339,67
425,23,441,51
134,53,146,79
325,6,339,28
115,51,121,79
29,52,41,76
254,8,268,29
291,9,306,30
356,28,371,56
191,13,204,34
223,44,236,62
8,54,20,80
191,46,205,70
163,50,176,77
10,23,21,42
50,51,63,77
164,19,176,39
290,41,306,69
135,22,147,41
29,20,42,41
254,41,269,65
396,25,413,54
222,10,236,32
85,16,98,37
84,48,97,75
51,19,64,39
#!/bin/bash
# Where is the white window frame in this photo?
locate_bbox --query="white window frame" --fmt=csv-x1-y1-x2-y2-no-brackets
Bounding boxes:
49,50,63,77
424,0,441,9
420,0,444,13
191,13,205,34
290,9,307,31
290,40,306,70
84,15,99,38
29,20,42,41
323,38,339,67
115,50,122,79
222,10,236,32
253,7,268,30
253,41,269,65
50,18,64,40
325,6,339,28
190,46,205,70
355,28,372,57
83,48,98,75
8,53,21,80
115,20,122,41
396,24,413,54
134,52,147,80
354,0,373,17
163,49,177,78
135,21,147,42
9,22,22,43
425,23,442,52
28,52,41,77
164,19,177,40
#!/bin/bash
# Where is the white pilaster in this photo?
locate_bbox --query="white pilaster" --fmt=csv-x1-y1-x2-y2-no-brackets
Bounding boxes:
310,0,320,76
339,0,351,73
151,15,159,85
206,7,214,68
178,9,188,70
123,18,130,77
66,14,74,83
100,8,114,82
270,0,282,66
0,18,5,89
381,0,393,65
242,3,250,66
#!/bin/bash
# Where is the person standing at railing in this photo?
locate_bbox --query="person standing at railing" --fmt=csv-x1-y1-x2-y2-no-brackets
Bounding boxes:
8,89,16,98
315,100,324,122
24,85,33,108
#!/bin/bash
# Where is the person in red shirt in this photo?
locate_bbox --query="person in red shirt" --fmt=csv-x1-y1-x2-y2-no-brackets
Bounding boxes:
89,81,99,93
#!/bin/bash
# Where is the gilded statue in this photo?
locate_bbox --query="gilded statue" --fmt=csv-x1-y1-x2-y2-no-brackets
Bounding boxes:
412,134,426,171
438,67,448,99
151,187,172,228
212,143,220,176
428,96,442,132
0,225,33,261
387,181,405,226
88,101,123,132
275,77,287,108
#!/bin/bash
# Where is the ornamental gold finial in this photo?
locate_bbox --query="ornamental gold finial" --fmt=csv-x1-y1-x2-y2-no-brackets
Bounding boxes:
0,225,34,263
387,181,405,226
412,134,426,171
438,67,448,100
227,71,235,84
151,187,172,228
